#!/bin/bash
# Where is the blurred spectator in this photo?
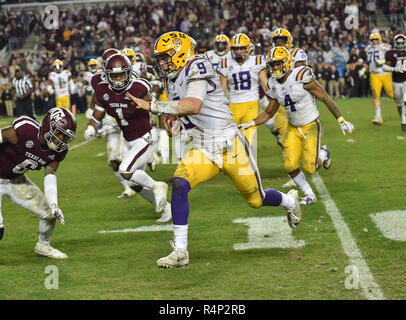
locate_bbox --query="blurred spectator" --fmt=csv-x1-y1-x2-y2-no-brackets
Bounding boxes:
11,67,35,119
1,83,14,117
328,65,341,99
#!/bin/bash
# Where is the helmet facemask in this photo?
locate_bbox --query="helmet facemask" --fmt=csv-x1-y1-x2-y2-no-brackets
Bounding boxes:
214,41,228,55
395,35,406,51
44,121,75,152
107,69,131,91
152,49,179,79
231,46,249,63
273,36,288,48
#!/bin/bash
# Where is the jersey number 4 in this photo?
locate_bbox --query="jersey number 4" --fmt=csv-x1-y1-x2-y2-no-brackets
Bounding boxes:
284,94,296,112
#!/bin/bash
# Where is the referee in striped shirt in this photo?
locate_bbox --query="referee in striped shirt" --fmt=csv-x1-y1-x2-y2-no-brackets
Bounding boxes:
11,67,34,119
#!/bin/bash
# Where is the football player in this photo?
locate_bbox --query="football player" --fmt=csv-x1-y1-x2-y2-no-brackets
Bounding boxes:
0,107,76,258
83,58,99,110
364,33,394,124
218,33,268,143
205,34,230,72
84,54,171,223
384,34,406,131
239,47,354,205
48,59,71,110
271,28,309,189
127,31,302,269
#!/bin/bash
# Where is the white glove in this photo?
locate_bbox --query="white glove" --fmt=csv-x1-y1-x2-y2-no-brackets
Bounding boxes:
84,125,96,140
85,108,94,119
394,64,405,73
50,203,64,225
376,59,386,66
337,117,354,136
238,120,256,130
358,67,367,77
102,115,118,128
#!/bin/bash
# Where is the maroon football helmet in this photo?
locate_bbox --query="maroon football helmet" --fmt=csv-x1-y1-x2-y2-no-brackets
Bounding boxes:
105,54,132,91
394,34,406,52
40,107,77,152
101,48,120,71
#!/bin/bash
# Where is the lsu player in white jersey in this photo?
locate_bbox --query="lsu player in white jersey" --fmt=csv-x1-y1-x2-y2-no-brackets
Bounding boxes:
127,31,302,268
83,58,99,111
270,28,309,189
239,47,354,205
48,59,71,110
205,34,230,72
364,33,394,124
218,33,268,143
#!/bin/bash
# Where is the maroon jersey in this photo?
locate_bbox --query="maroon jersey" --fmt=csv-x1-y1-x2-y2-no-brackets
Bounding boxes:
0,116,67,179
91,71,106,91
385,50,406,82
95,78,152,141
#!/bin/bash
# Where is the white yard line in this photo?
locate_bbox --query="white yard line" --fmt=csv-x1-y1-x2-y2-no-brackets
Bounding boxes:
99,225,173,234
70,139,92,150
312,173,385,300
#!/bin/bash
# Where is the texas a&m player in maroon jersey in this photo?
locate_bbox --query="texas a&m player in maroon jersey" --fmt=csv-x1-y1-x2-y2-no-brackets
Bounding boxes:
0,107,76,258
84,54,171,222
385,34,406,131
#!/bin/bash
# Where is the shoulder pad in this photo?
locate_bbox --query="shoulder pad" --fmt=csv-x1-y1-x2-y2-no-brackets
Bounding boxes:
185,57,215,81
296,66,315,84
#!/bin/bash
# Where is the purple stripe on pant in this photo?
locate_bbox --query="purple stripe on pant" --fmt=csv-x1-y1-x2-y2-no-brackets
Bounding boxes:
171,177,191,225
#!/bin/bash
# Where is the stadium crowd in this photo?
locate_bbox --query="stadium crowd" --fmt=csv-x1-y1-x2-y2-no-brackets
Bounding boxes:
0,0,403,117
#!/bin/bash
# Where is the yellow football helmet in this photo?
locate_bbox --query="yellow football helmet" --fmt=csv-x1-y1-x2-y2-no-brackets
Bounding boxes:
230,33,251,63
266,46,292,80
214,34,230,55
152,31,194,79
271,28,293,50
87,58,98,73
52,59,63,73
122,48,136,64
369,33,382,47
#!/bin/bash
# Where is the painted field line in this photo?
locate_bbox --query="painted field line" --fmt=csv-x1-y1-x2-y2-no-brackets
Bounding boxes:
70,139,92,150
312,173,384,300
99,225,173,234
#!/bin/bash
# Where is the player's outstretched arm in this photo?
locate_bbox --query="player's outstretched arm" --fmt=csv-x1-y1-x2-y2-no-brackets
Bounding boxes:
304,80,354,135
238,97,279,129
44,162,64,225
0,126,18,145
84,96,105,140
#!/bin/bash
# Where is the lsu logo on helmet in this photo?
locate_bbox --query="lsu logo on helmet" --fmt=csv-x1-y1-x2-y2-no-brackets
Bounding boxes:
266,46,292,79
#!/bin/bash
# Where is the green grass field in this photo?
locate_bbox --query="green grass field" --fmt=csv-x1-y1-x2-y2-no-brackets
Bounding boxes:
0,97,405,300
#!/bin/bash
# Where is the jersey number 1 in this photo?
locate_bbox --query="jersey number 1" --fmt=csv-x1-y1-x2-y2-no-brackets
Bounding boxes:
115,108,129,126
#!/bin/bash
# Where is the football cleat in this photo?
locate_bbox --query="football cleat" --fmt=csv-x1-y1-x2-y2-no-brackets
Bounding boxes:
156,241,189,268
282,178,297,189
156,202,172,223
320,145,331,169
34,241,68,259
401,123,406,131
117,189,136,199
299,194,317,206
152,182,168,213
372,117,383,125
286,190,302,228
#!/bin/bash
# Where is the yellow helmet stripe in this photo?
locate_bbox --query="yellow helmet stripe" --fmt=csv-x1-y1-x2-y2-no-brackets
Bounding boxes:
296,66,310,81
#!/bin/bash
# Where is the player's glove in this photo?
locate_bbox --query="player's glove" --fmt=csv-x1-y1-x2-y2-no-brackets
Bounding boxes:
50,203,64,225
238,120,256,130
85,108,94,119
337,117,354,136
84,125,96,140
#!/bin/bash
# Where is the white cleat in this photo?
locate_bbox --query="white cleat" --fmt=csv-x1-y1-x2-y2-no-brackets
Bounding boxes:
320,145,331,169
156,202,172,223
299,194,317,206
35,241,68,259
152,182,168,213
372,117,383,125
282,178,297,189
156,241,189,268
117,188,137,199
286,190,302,228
